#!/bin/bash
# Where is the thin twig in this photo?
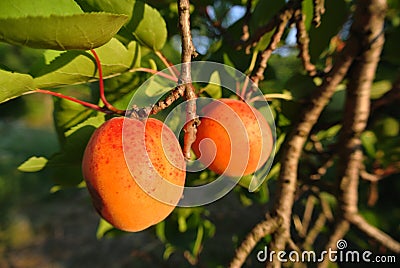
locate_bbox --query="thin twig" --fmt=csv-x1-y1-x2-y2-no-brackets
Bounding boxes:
229,217,280,268
236,0,302,51
240,0,253,42
360,168,381,182
312,0,326,27
287,237,302,253
302,212,326,250
240,76,251,100
294,8,317,76
317,220,350,268
300,195,316,237
367,180,379,206
309,155,335,180
178,0,198,160
318,193,334,221
251,9,294,86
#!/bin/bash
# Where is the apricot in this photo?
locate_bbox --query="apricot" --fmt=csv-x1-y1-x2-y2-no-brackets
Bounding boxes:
82,117,185,232
192,99,273,177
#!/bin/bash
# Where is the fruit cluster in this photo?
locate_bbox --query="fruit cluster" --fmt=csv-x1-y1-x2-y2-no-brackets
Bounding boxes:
82,99,272,232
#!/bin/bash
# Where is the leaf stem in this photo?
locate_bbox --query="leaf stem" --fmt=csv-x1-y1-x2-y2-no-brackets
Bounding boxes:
129,67,178,82
35,89,110,114
155,51,180,78
90,49,125,115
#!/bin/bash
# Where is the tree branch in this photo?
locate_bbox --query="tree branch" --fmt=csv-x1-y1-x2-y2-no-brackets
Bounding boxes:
347,213,400,253
319,0,397,264
178,0,199,160
231,2,363,262
266,29,359,268
336,0,386,217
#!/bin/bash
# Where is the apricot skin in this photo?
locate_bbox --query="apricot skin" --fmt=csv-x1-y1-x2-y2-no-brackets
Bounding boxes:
82,117,185,232
192,99,273,176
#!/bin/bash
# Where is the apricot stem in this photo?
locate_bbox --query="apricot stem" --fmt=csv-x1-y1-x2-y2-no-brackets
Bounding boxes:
239,76,250,101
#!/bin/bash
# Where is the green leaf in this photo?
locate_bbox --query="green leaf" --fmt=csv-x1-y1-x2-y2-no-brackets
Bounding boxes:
249,0,285,35
0,13,128,50
96,218,115,239
33,39,139,88
0,0,83,18
375,117,400,138
18,156,48,172
254,31,274,52
285,73,315,100
65,113,105,137
0,69,35,104
248,0,285,52
144,74,177,98
382,27,400,65
53,96,98,144
202,71,222,98
156,221,167,242
0,0,127,50
178,214,188,233
316,124,341,140
371,80,392,99
361,131,377,158
45,125,96,186
309,0,348,62
320,87,346,123
281,73,317,120
159,207,214,261
302,0,314,30
45,114,104,186
75,0,133,16
76,0,167,50
124,1,168,50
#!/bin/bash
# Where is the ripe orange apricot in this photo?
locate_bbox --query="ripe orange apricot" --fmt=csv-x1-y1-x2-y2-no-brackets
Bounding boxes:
82,117,185,232
192,99,273,177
